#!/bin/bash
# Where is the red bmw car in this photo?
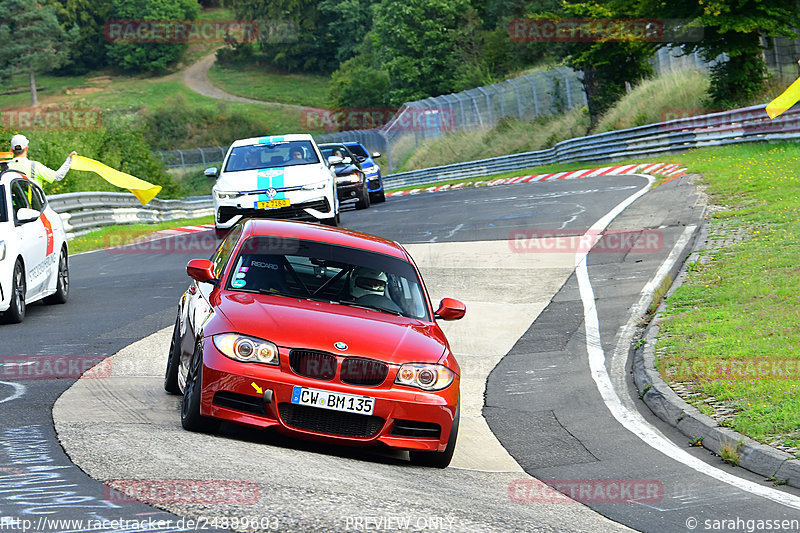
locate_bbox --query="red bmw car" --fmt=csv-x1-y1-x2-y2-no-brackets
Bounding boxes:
165,219,466,467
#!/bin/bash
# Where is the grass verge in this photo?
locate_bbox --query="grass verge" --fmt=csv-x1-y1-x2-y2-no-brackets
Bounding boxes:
69,216,214,255
653,142,800,455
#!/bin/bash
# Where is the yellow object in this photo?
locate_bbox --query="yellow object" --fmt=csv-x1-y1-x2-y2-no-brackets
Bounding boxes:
766,77,800,119
69,155,161,205
251,382,263,394
0,152,12,160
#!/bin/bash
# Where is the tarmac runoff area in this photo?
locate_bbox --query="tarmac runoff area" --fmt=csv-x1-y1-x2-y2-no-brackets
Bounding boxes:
53,238,632,532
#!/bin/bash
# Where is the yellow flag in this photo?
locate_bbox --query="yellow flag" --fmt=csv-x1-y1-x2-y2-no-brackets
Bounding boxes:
766,77,800,119
70,155,162,205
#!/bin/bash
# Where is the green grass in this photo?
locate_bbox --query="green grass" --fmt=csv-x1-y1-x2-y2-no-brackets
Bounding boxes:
208,64,331,108
592,69,710,133
69,215,214,255
653,142,800,452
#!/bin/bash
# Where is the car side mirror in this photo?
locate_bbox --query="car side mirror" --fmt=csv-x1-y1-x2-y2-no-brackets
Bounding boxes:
204,167,218,178
434,298,466,321
16,207,40,224
187,259,217,284
372,152,381,158
327,155,344,166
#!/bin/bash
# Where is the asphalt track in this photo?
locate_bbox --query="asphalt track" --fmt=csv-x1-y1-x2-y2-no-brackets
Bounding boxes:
2,175,799,532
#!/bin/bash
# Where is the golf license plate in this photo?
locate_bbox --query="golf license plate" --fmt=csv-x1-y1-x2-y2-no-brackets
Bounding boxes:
256,199,290,210
291,386,375,415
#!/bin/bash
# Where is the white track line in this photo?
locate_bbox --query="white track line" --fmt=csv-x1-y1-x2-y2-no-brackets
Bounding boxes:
575,174,800,509
0,380,26,404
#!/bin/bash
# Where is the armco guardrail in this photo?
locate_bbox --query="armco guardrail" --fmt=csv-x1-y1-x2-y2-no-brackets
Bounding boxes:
49,192,214,238
58,103,795,236
382,103,797,189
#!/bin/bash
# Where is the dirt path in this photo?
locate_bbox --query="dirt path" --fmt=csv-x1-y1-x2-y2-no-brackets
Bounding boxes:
182,51,321,111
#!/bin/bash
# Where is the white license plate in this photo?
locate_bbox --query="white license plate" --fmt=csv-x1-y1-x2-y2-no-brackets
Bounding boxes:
291,386,375,415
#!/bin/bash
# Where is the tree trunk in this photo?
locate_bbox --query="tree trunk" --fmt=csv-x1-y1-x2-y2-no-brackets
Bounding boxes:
29,62,37,106
581,66,599,129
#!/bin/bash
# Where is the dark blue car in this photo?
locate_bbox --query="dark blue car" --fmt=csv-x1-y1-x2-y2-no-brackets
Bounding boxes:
344,141,385,203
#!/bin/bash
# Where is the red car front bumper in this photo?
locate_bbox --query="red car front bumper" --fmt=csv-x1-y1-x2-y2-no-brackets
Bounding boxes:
199,342,459,452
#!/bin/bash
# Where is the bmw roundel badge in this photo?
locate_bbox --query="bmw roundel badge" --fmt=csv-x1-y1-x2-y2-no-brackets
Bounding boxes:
334,342,348,351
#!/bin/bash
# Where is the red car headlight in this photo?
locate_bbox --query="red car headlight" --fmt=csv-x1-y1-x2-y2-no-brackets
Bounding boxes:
395,363,455,391
212,334,279,365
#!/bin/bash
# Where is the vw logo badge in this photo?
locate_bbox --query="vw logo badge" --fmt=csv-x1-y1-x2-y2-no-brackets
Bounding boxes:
265,187,278,198
334,342,348,351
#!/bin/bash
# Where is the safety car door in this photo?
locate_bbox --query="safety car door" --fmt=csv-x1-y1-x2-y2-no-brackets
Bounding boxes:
10,179,46,300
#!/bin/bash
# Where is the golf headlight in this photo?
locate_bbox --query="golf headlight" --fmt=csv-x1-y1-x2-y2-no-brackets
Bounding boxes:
0,240,5,261
302,180,329,191
395,363,455,391
215,190,241,200
213,334,279,365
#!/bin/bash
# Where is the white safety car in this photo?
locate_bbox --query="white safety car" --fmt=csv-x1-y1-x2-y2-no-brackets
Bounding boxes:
205,134,340,237
0,169,69,323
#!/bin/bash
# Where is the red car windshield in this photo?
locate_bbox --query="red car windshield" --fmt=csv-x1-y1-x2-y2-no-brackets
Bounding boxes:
226,237,430,320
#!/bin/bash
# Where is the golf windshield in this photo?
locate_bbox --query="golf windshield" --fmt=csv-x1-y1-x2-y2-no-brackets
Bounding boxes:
225,141,320,172
227,237,430,320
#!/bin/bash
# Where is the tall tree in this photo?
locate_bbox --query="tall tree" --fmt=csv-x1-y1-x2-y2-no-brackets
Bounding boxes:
228,0,336,73
48,0,112,73
372,0,471,105
0,0,76,105
557,1,655,125
638,0,800,107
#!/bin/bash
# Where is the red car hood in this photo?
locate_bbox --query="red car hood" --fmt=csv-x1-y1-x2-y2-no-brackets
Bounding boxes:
212,292,449,366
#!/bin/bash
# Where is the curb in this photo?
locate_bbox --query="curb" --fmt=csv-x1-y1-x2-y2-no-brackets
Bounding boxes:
632,220,800,489
386,162,687,196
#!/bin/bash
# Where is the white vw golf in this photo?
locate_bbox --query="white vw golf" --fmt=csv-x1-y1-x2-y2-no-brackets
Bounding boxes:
205,134,340,237
0,170,69,323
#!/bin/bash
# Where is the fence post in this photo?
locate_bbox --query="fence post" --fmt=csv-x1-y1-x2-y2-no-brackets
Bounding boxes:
563,71,573,109
508,78,523,119
477,87,492,125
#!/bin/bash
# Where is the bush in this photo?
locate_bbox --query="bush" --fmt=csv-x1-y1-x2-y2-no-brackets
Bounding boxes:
106,0,201,74
328,56,390,108
140,94,281,148
4,121,180,198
